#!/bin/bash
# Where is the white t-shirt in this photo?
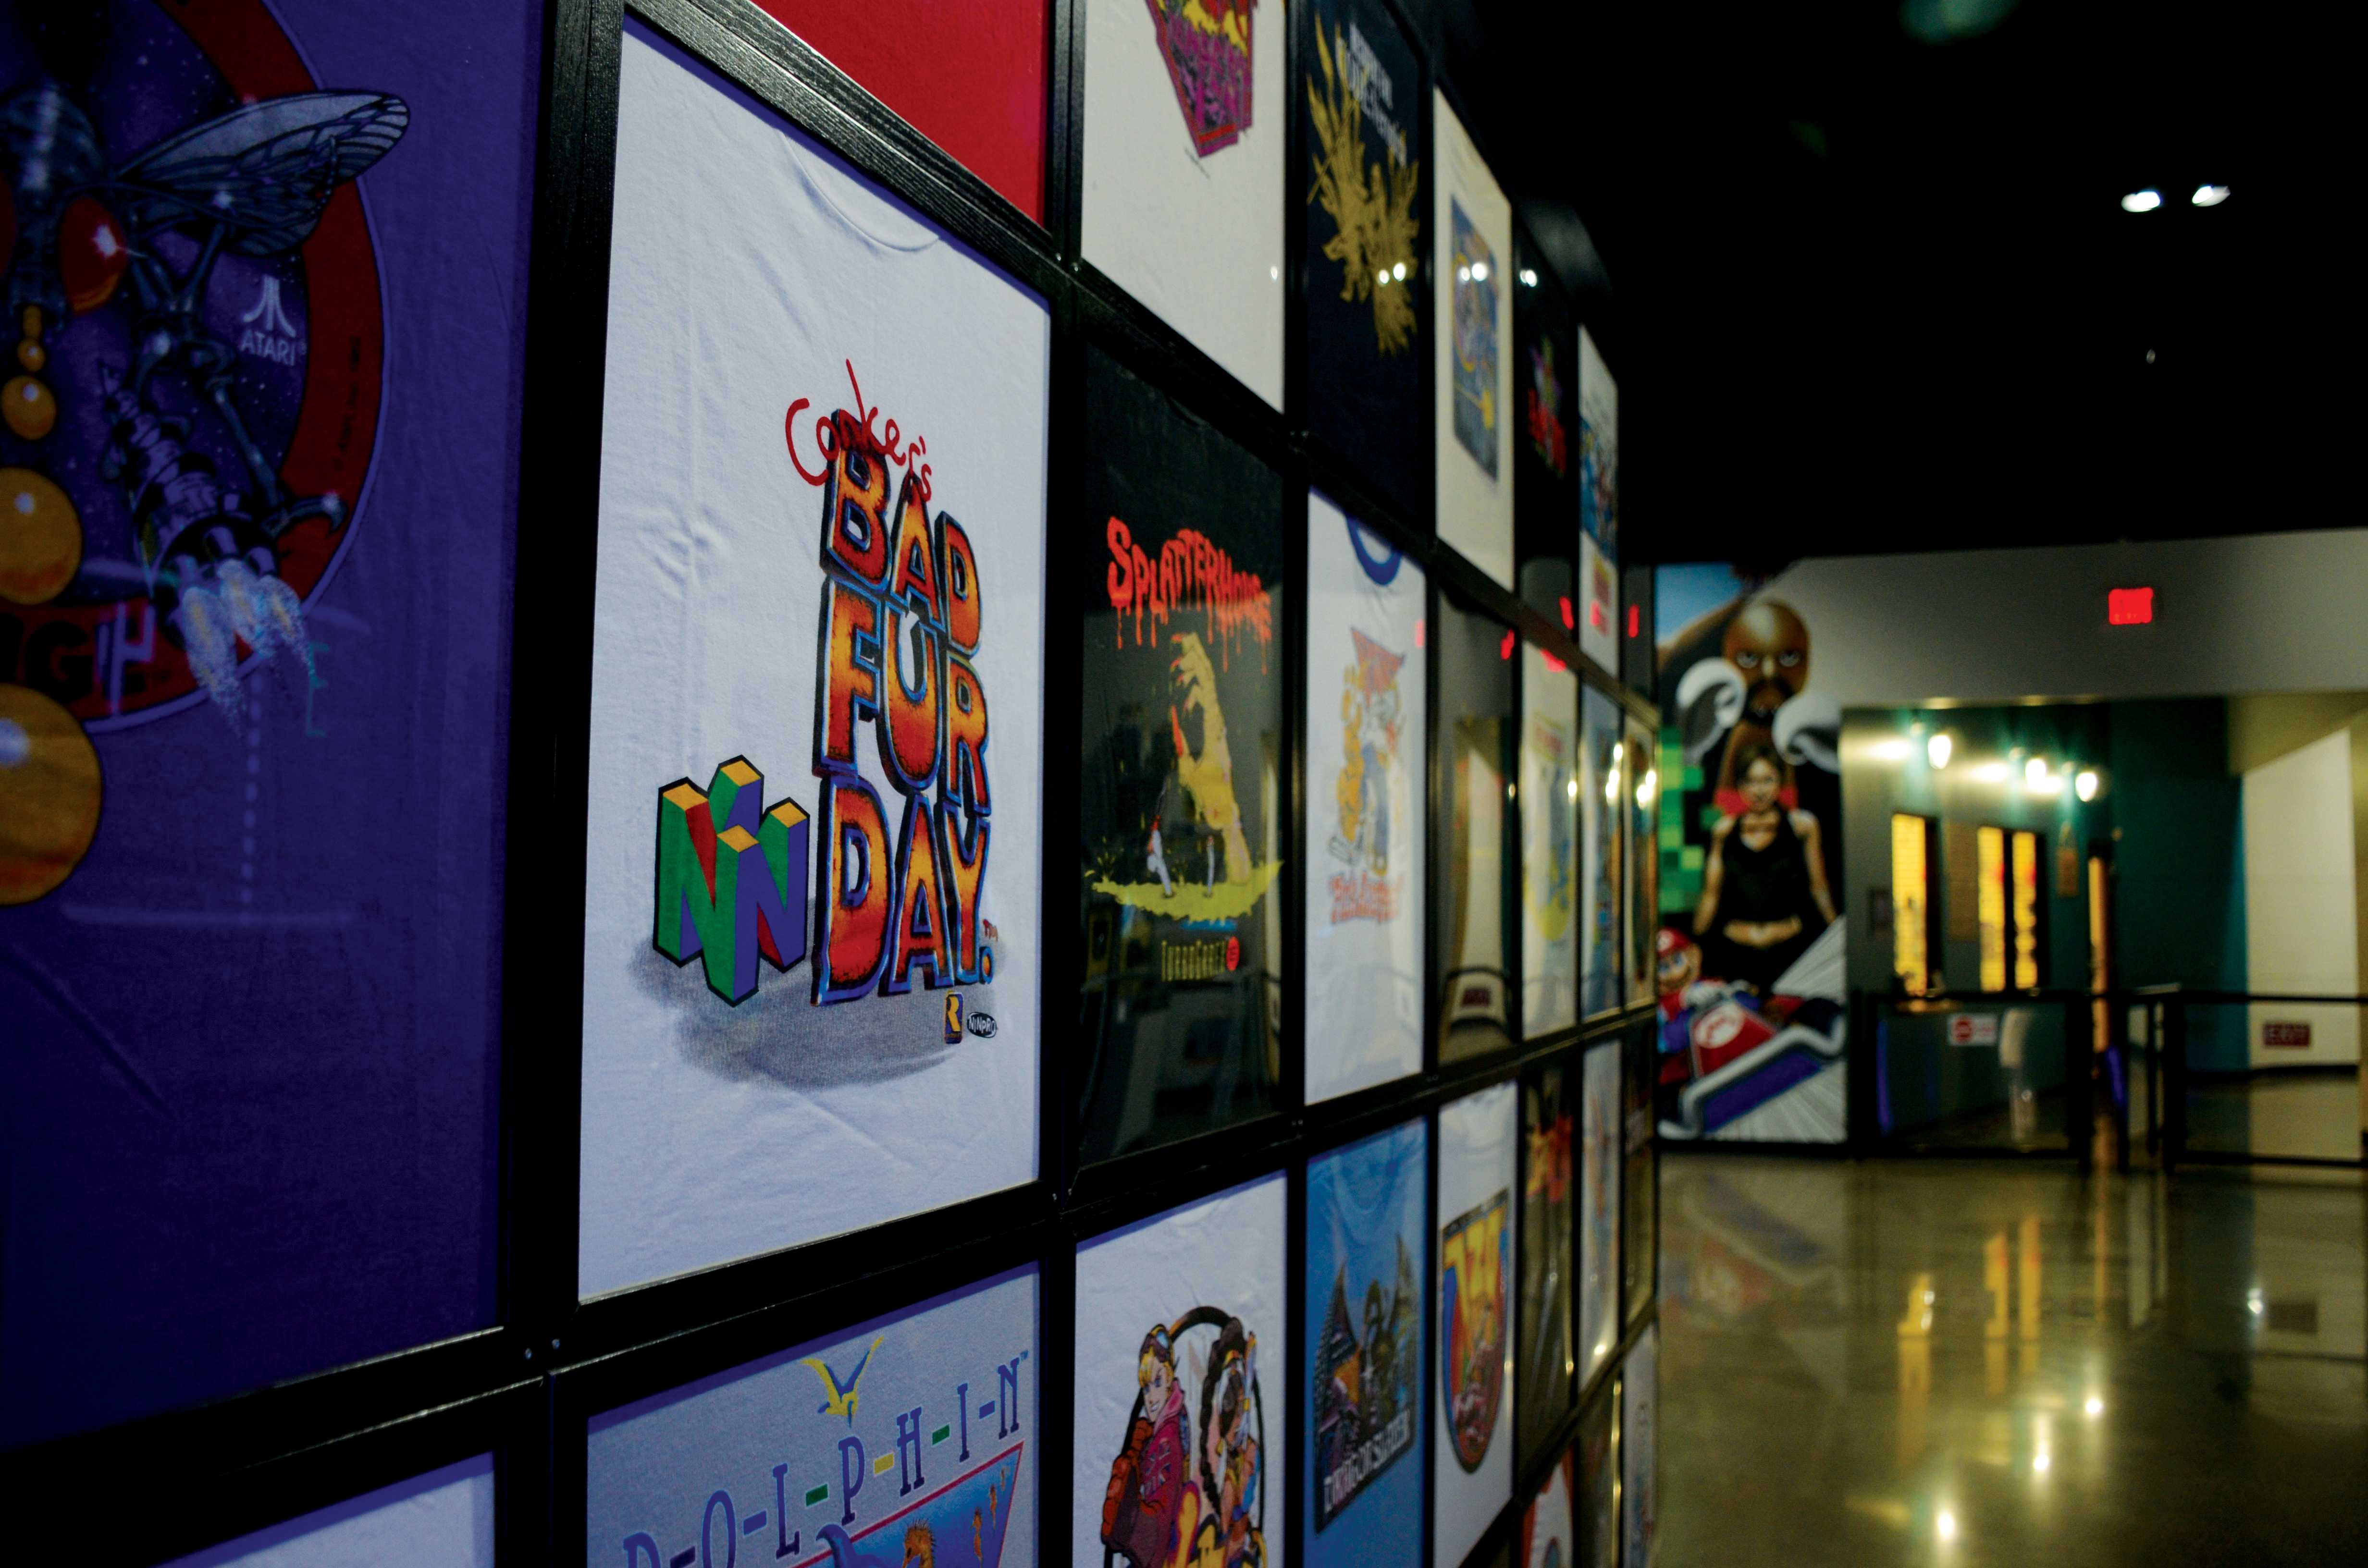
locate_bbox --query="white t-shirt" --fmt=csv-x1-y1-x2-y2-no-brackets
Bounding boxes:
578,23,1048,1296
1082,0,1287,408
1434,1079,1517,1568
1305,491,1428,1102
1522,646,1580,1036
1073,1175,1290,1568
1433,94,1514,588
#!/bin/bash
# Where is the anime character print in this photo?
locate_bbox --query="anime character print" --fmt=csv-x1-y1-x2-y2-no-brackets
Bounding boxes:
1439,1190,1508,1470
1101,1310,1267,1568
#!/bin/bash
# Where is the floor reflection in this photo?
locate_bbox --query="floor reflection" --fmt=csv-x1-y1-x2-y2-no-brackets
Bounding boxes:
1660,1154,2368,1565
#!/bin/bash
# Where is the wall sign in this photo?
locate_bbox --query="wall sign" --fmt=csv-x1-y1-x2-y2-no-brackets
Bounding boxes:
1946,1013,2001,1047
2261,1020,2312,1048
577,25,1048,1295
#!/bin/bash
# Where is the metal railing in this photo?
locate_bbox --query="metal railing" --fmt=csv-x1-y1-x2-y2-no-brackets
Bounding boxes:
1854,985,2367,1172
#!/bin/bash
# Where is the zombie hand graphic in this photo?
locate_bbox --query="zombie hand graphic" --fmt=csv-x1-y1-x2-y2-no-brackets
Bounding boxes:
1169,631,1253,885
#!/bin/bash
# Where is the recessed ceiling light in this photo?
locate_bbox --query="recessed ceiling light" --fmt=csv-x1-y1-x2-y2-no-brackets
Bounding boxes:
2120,189,2162,213
1519,267,1539,287
2191,184,2230,207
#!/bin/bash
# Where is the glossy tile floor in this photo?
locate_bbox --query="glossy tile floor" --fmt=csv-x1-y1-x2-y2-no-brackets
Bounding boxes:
1659,1153,2368,1565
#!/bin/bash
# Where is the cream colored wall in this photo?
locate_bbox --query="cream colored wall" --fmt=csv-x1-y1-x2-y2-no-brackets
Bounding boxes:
2242,728,2360,1067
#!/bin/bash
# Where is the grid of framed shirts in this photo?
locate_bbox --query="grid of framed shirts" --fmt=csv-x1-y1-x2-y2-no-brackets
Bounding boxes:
0,4,1665,1567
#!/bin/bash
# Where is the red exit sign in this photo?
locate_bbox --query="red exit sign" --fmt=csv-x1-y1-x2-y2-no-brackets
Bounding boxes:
2108,587,2155,625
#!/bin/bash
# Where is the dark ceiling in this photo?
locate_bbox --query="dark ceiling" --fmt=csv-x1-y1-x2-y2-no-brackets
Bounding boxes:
1406,0,2348,565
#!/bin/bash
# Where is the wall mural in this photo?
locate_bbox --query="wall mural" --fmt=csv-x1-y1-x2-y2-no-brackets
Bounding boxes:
1653,564,1848,1143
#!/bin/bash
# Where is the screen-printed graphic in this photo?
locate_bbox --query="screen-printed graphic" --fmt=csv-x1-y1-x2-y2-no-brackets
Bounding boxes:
1655,564,1848,1143
1438,1190,1508,1472
1075,1175,1284,1568
1306,16,1417,355
591,1268,1037,1568
1448,200,1498,477
1307,1122,1424,1544
1145,0,1259,156
0,7,402,894
1079,351,1283,1161
1576,328,1616,560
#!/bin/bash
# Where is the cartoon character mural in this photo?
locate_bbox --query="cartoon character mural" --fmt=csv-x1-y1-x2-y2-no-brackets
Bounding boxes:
1653,566,1848,1143
0,15,406,905
1100,1309,1267,1568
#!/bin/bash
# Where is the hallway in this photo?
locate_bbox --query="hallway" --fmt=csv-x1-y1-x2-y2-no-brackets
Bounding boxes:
1658,1154,2368,1565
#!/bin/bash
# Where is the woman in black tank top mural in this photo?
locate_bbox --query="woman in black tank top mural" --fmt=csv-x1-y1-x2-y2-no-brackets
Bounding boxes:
1690,741,1837,995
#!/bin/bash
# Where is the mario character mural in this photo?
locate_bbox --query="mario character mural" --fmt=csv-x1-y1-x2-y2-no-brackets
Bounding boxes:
1652,566,1848,1142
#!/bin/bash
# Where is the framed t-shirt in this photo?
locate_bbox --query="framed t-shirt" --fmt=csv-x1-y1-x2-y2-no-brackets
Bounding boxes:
1517,1063,1574,1466
1519,1453,1576,1568
164,1458,493,1568
1625,714,1660,1007
1622,1023,1659,1327
1434,598,1517,1064
1082,0,1286,408
1580,687,1625,1018
0,0,535,1444
1432,94,1514,588
1520,645,1580,1037
1305,493,1426,1104
1622,1324,1660,1568
1513,239,1577,628
1433,1080,1516,1568
578,23,1048,1296
1577,1041,1621,1387
1575,327,1619,672
1078,348,1286,1163
589,1268,1039,1568
1301,0,1428,516
1306,1120,1427,1568
1074,1176,1288,1568
753,0,1050,220
1577,1391,1617,1568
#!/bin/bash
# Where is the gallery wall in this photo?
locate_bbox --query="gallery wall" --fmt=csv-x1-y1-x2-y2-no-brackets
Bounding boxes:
0,2,1663,1565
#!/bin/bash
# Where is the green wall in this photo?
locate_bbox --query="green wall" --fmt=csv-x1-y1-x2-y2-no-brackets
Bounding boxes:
2110,699,2249,1070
